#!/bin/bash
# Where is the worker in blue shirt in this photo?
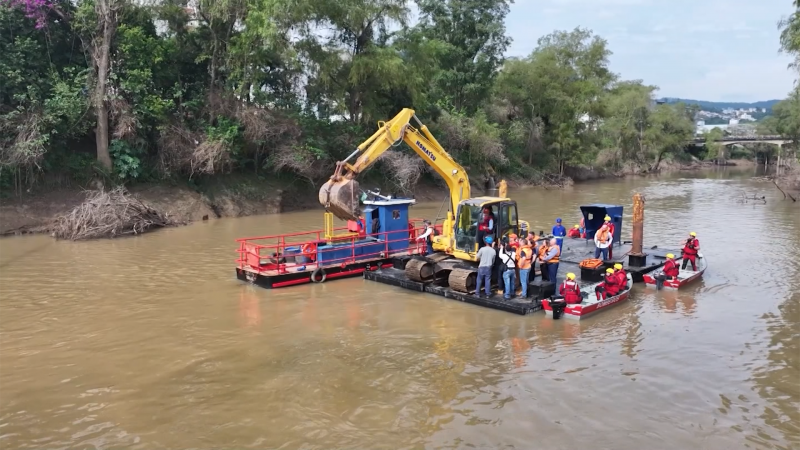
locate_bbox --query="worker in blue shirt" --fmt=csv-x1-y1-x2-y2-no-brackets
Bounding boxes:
552,218,566,251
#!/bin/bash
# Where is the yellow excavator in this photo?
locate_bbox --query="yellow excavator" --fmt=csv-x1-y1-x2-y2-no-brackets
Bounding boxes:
319,108,530,293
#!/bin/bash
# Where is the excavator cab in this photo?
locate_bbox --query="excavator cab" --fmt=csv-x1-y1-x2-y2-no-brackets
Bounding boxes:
453,198,520,253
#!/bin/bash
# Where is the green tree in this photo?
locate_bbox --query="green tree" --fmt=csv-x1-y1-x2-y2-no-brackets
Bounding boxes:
296,0,412,123
704,127,725,161
415,0,512,113
494,28,615,174
647,102,696,171
600,81,656,169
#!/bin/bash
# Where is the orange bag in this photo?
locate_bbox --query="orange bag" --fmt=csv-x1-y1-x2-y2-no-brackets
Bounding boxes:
579,258,603,269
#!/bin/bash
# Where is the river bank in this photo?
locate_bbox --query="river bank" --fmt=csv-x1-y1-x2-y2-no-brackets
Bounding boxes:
0,175,449,237
0,158,790,237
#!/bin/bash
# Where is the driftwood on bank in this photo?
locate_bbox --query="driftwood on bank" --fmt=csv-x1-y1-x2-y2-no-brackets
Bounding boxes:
52,187,179,240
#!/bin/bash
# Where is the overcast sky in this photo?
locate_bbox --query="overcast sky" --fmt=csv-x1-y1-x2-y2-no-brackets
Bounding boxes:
504,0,797,102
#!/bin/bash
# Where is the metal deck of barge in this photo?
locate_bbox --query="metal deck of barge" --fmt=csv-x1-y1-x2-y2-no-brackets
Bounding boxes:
365,238,678,315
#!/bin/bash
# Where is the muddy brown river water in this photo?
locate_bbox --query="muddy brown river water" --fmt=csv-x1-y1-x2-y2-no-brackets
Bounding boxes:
1,169,799,449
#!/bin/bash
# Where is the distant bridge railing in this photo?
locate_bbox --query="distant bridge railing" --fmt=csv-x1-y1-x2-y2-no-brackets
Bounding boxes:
691,135,787,143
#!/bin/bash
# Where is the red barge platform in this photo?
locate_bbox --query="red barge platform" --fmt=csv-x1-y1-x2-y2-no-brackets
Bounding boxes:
235,197,436,289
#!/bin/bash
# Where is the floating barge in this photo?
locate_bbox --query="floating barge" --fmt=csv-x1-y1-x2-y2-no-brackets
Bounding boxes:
235,197,436,288
365,198,682,316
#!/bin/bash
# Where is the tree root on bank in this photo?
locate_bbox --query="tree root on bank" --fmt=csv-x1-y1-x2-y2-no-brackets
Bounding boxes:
52,187,180,240
772,180,797,202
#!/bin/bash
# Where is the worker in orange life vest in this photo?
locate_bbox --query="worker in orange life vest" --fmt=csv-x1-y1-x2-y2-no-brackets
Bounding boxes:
299,242,317,264
595,268,620,300
681,232,700,271
567,224,581,238
613,263,627,290
663,253,679,279
603,215,615,259
559,272,581,304
594,225,611,260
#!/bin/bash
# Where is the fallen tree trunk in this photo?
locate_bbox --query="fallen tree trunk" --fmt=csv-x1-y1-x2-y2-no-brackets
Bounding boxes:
773,180,798,202
53,187,179,240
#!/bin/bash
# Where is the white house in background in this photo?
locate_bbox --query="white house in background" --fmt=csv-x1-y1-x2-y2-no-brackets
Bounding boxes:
740,113,754,121
761,108,767,113
729,118,739,125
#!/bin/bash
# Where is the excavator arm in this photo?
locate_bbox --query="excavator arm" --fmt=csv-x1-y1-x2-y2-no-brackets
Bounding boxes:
319,108,471,226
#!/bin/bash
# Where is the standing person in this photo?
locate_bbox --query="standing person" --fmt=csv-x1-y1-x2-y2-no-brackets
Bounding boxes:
497,179,508,198
579,217,586,238
508,233,519,249
516,238,533,298
552,218,566,251
681,232,700,271
498,242,517,299
475,236,495,298
475,207,495,250
594,225,611,260
493,238,505,294
416,220,435,255
603,215,615,259
542,237,561,288
538,239,550,281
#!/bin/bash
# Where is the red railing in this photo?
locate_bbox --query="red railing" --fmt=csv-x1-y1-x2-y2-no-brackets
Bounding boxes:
236,218,443,275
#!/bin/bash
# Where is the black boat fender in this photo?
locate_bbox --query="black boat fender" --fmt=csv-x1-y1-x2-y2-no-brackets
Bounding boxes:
311,267,327,283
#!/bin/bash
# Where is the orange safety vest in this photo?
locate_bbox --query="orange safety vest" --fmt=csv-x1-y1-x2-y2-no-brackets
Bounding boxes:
538,244,549,260
546,245,560,264
301,242,317,261
595,229,610,244
516,245,533,270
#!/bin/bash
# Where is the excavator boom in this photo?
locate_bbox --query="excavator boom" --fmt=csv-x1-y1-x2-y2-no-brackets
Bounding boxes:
319,109,471,223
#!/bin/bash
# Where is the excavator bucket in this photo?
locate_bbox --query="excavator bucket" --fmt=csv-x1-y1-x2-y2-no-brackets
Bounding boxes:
319,178,361,221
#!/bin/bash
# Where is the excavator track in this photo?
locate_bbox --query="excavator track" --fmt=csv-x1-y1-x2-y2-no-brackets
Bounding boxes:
406,258,435,282
448,268,477,293
405,253,452,282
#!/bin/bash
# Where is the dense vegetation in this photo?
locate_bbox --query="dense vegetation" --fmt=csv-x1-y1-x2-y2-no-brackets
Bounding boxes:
759,1,800,151
0,0,798,197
